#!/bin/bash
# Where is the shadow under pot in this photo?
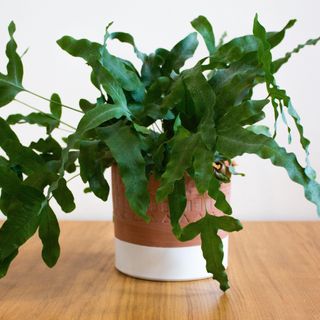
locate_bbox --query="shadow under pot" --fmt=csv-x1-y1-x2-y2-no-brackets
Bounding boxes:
111,165,230,281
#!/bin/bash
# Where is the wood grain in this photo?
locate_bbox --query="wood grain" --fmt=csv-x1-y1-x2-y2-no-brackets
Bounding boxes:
0,221,320,320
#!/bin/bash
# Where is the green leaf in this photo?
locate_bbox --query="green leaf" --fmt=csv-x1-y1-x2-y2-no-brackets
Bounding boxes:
79,140,110,201
191,15,215,55
0,249,18,277
97,121,150,221
0,21,24,107
30,136,62,159
246,125,271,137
182,69,215,126
217,126,320,215
50,93,62,119
208,175,232,215
100,44,145,100
91,62,127,107
266,19,296,48
200,215,229,291
272,37,320,73
79,99,96,113
38,204,60,268
193,142,213,194
109,31,146,60
76,103,130,135
7,112,59,134
0,117,45,174
52,178,75,213
156,129,200,202
178,213,242,291
162,33,199,74
209,53,263,120
56,36,100,63
0,159,45,264
168,177,186,236
218,99,269,128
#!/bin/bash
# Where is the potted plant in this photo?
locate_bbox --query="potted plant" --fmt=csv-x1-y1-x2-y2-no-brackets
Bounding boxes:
0,15,319,291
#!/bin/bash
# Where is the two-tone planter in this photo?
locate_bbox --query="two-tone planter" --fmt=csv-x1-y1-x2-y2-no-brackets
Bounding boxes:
111,166,230,281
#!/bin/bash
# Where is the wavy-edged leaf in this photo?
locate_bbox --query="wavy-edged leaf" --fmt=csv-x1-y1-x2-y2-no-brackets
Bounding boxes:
272,36,320,73
0,117,45,174
38,204,60,267
162,32,199,74
97,121,150,221
30,136,62,160
217,126,320,215
254,15,316,179
52,178,75,213
109,31,146,60
56,36,100,63
208,175,232,215
179,213,242,291
7,112,59,134
191,15,215,55
200,215,229,291
0,21,24,107
79,140,110,201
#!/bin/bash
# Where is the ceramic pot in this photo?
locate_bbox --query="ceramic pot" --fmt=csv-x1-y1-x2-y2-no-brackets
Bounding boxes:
111,165,230,281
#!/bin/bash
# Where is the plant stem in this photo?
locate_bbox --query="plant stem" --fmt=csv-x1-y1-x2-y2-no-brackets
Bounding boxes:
66,173,80,183
14,99,76,130
24,89,84,114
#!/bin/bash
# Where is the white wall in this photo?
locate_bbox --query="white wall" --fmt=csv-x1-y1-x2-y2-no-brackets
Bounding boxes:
0,0,319,221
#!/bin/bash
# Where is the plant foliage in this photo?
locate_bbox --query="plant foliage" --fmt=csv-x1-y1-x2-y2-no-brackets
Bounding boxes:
0,15,319,291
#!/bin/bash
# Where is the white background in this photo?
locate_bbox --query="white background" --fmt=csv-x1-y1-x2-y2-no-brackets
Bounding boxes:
0,0,319,221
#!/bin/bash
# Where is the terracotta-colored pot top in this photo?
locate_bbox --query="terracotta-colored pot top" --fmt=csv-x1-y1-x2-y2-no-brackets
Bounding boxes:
112,165,230,248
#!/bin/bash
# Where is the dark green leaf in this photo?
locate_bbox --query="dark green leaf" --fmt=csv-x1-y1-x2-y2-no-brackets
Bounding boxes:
0,21,24,107
200,214,229,291
76,103,130,135
0,159,44,265
208,176,232,215
52,178,75,213
38,204,60,267
79,99,96,113
50,93,62,119
162,33,199,74
168,177,186,236
191,15,215,55
97,121,150,221
79,140,110,201
217,126,320,215
193,142,213,194
56,36,100,63
156,129,200,202
109,32,146,60
272,37,320,73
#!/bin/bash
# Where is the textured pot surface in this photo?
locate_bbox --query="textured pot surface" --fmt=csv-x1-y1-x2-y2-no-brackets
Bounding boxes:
112,165,230,247
112,165,231,281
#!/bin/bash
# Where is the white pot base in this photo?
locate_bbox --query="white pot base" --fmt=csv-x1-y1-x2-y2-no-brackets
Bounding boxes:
114,237,228,281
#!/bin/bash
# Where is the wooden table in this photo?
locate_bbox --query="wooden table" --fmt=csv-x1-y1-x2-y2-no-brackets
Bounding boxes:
0,221,319,320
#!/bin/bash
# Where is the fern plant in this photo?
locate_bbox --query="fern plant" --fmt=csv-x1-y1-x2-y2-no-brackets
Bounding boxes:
0,15,319,291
